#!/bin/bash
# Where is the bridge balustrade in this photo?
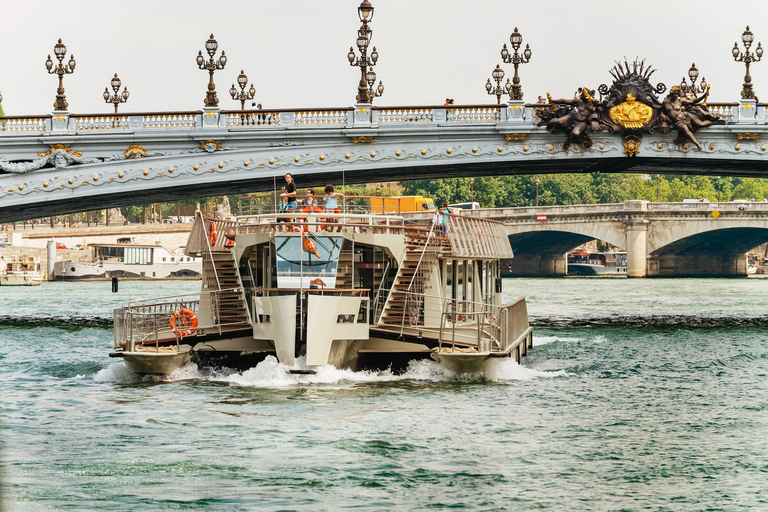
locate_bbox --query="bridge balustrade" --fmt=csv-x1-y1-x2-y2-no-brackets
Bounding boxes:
1,102,765,136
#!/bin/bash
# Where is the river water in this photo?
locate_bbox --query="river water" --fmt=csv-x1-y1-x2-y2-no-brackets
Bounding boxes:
1,277,767,511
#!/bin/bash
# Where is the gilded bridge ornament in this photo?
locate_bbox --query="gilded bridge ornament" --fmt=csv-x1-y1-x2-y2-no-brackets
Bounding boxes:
124,145,147,159
609,94,653,129
538,58,725,155
351,136,375,143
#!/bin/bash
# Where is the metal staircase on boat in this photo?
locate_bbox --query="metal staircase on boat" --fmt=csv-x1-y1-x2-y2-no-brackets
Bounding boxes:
377,229,440,328
203,250,251,329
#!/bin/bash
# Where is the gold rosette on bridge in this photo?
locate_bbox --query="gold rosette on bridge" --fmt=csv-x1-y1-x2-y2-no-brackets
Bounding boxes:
610,94,652,129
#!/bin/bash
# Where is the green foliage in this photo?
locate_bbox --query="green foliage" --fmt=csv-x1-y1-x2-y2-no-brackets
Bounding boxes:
398,174,768,207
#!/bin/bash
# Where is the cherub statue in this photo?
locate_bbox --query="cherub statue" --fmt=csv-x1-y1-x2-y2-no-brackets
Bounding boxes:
538,87,603,150
659,85,724,150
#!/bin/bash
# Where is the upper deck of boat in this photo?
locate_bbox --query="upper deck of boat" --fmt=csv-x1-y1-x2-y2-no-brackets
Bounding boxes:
185,211,514,261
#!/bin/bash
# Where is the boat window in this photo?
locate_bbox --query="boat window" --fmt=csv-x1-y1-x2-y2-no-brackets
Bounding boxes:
357,300,368,323
274,235,342,289
337,314,355,324
162,257,166,262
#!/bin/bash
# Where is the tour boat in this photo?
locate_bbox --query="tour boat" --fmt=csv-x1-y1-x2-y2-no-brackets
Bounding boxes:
110,211,532,375
0,256,44,286
53,240,201,280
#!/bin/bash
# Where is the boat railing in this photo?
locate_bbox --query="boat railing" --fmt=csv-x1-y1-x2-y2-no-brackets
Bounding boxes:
227,212,406,236
438,297,530,353
377,290,529,353
113,287,245,352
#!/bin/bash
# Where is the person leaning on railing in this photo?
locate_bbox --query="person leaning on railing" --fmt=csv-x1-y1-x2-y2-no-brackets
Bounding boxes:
278,173,297,232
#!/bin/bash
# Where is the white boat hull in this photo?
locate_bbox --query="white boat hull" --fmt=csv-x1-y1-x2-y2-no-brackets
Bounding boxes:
0,273,44,286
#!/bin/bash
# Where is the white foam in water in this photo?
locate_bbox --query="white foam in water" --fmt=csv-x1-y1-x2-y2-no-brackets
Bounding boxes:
484,358,567,381
93,362,145,384
534,334,586,346
94,355,566,386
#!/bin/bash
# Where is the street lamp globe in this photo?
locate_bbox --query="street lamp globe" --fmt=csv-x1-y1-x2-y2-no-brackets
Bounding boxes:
485,79,492,93
492,64,504,82
103,88,110,101
732,43,740,59
111,73,121,92
205,34,218,57
196,51,205,67
688,63,699,81
523,44,532,61
510,28,522,50
742,26,754,47
358,0,373,22
237,70,248,88
53,39,67,59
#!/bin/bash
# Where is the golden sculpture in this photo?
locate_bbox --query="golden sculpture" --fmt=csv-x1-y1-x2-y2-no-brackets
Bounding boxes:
609,94,653,129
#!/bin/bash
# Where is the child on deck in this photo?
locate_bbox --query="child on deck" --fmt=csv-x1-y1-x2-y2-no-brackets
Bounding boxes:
324,185,344,231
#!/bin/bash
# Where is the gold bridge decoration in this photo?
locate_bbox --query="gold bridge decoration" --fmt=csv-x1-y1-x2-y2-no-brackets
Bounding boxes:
351,136,375,143
38,144,82,158
609,93,652,129
505,134,527,141
622,139,640,157
124,145,147,159
200,140,222,150
737,133,759,140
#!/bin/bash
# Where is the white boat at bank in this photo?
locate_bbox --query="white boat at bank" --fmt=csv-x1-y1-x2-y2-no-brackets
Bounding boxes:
110,211,532,375
54,240,201,281
0,256,44,286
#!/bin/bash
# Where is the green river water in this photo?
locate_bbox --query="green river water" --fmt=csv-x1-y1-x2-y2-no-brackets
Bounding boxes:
1,277,767,511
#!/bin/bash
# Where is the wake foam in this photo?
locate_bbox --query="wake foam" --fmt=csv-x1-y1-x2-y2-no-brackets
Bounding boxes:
531,314,768,327
93,355,566,387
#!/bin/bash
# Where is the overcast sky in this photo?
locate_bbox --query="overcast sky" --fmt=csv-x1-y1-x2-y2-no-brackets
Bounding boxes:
2,0,767,114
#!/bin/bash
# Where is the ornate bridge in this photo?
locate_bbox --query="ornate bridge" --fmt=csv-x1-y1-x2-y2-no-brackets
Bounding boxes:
472,200,768,277
1,99,767,223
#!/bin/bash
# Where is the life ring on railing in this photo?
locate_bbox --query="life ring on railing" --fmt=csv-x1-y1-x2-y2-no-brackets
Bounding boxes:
300,206,324,232
170,307,198,337
209,222,217,246
225,229,235,247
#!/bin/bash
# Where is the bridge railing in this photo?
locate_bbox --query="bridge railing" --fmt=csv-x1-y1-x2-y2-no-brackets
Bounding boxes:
0,101,764,136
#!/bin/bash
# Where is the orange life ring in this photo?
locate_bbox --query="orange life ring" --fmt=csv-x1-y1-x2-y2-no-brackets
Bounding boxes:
209,222,217,246
300,206,324,232
170,307,198,337
225,229,235,247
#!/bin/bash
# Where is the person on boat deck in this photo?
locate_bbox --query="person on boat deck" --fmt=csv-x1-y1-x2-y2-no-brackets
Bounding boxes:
303,188,318,208
323,185,344,231
434,203,451,236
279,173,298,232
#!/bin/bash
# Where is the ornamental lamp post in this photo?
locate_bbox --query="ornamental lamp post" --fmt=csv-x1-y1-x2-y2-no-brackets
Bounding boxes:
535,177,540,207
500,27,532,101
485,64,512,105
45,38,76,111
732,26,763,100
348,0,383,104
229,70,256,110
197,34,227,107
679,63,707,99
470,177,475,206
103,73,130,113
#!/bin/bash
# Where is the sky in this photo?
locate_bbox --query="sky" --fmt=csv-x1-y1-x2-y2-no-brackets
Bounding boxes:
1,0,767,115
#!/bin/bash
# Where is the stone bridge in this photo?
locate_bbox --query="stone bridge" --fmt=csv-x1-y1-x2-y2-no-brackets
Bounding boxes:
1,100,768,223
470,200,768,277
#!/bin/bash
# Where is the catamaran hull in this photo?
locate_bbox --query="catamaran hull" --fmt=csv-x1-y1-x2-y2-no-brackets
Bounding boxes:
430,351,508,373
122,351,192,374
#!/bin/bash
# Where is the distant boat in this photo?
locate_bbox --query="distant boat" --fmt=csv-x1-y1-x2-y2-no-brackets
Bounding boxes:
0,256,44,286
53,239,201,281
568,251,627,276
747,265,757,275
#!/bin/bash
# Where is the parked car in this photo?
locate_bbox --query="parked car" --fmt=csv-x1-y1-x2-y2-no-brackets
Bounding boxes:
55,242,67,249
